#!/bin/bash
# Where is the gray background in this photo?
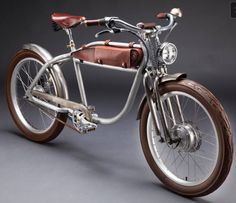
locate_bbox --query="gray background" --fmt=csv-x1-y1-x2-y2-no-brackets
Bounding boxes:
0,0,236,202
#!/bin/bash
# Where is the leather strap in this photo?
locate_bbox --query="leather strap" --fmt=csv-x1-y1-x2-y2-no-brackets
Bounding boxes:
122,62,127,68
128,42,135,48
97,59,103,64
81,44,86,50
104,40,111,46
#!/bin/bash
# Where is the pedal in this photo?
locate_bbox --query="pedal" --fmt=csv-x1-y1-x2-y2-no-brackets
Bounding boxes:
71,110,97,134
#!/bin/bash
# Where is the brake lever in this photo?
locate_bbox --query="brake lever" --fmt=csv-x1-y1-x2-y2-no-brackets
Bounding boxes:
95,30,114,38
95,28,122,38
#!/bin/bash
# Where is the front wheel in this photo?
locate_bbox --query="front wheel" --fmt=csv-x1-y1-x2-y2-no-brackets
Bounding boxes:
140,79,233,197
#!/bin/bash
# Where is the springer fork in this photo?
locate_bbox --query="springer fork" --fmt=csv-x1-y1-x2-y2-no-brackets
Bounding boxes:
144,71,170,143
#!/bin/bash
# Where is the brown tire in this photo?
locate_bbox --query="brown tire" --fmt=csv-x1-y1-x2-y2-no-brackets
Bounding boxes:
140,79,233,197
5,49,67,143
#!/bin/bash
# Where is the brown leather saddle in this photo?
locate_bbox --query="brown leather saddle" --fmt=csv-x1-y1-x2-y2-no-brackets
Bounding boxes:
51,13,86,29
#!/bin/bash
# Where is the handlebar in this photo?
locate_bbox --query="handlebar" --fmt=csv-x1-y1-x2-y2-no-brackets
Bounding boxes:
84,17,140,32
113,13,177,33
157,13,175,32
82,8,181,35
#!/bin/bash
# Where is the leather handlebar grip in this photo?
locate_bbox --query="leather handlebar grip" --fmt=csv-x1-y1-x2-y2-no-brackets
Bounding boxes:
156,12,168,19
85,18,106,26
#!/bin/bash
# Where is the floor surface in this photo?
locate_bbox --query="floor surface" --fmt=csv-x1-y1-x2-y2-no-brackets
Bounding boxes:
0,98,235,203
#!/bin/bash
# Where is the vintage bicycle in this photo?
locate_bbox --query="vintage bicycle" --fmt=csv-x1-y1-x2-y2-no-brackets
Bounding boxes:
5,8,233,196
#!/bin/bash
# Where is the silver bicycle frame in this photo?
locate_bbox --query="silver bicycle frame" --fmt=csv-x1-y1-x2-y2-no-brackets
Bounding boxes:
25,40,147,125
25,14,177,127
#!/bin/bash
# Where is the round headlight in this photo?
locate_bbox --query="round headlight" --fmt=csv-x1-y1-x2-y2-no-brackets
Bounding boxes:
159,42,178,65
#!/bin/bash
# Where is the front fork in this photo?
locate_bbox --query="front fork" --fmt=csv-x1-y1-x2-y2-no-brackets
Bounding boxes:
144,73,178,143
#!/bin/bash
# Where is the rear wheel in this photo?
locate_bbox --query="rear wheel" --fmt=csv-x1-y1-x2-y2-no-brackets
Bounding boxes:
5,49,67,143
140,79,233,196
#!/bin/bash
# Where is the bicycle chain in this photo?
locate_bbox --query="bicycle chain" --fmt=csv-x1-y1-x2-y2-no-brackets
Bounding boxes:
29,100,82,134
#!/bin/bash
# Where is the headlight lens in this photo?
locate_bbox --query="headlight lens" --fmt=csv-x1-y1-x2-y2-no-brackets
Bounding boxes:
159,42,178,65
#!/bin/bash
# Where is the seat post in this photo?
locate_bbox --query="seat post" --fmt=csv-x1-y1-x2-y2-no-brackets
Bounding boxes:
65,29,76,51
64,28,88,106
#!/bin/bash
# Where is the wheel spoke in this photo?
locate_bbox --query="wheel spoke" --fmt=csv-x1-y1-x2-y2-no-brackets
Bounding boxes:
22,65,34,83
189,153,206,176
164,148,172,164
17,73,28,92
182,97,190,112
172,150,178,174
175,95,185,123
199,130,216,138
202,139,216,147
39,110,47,129
193,153,214,162
11,57,57,134
176,151,188,169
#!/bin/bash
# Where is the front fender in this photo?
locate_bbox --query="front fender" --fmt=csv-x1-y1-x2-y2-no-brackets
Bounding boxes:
23,44,69,99
136,72,187,120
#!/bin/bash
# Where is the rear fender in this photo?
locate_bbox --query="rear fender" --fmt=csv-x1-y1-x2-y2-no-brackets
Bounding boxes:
23,43,69,99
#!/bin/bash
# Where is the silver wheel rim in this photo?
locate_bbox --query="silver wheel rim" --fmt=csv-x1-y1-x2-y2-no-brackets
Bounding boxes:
147,91,219,186
11,57,56,134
